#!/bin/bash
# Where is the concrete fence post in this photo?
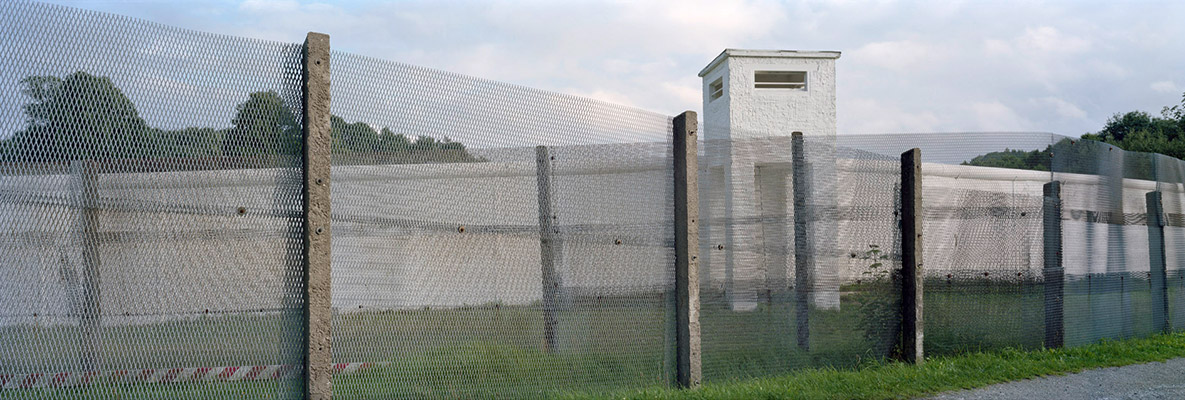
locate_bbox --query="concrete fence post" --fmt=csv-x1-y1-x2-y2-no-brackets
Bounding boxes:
1043,181,1064,349
899,148,923,364
301,32,333,400
790,132,810,351
1146,191,1169,333
673,111,702,388
71,159,101,373
535,145,562,353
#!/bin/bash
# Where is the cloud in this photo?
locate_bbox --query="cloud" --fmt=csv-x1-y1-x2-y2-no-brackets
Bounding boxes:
615,0,788,53
1151,81,1180,94
842,99,941,134
1017,26,1091,53
850,40,939,71
1033,97,1088,120
983,39,1013,56
238,0,298,12
39,0,1185,139
970,101,1034,131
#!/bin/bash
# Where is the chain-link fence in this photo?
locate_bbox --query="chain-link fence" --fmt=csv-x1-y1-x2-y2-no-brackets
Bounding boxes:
837,133,1061,357
326,51,676,398
0,1,306,398
2,1,1185,398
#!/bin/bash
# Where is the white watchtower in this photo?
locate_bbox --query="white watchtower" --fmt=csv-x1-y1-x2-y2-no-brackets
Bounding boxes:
698,49,841,311
699,49,840,139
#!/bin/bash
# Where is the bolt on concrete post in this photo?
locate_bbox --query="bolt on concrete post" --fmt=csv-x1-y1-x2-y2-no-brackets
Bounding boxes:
71,160,101,373
899,148,923,364
535,145,562,353
1043,181,1064,349
674,111,702,388
790,132,810,351
302,32,333,400
1146,191,1169,333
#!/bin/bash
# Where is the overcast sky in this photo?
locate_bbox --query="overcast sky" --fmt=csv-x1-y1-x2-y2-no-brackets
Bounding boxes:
45,0,1185,137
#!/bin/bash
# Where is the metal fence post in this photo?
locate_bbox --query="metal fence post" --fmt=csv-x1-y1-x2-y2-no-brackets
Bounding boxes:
899,148,923,364
71,159,101,373
791,132,810,351
1043,181,1064,348
535,145,561,353
674,111,702,388
1147,191,1169,332
301,31,333,400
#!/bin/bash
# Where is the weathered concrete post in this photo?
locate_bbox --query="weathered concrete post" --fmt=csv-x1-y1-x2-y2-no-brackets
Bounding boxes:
71,159,101,373
900,148,923,364
1043,181,1064,349
1147,191,1169,333
301,32,333,400
791,132,810,351
674,111,702,388
535,145,562,353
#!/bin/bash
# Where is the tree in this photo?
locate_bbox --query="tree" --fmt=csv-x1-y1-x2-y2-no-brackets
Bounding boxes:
1,71,481,166
6,72,155,161
965,92,1185,177
962,148,1050,171
1081,109,1184,160
223,91,300,158
331,115,381,154
330,117,482,164
156,127,225,158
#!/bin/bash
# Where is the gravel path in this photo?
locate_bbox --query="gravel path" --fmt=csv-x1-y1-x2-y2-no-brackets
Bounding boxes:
925,358,1185,400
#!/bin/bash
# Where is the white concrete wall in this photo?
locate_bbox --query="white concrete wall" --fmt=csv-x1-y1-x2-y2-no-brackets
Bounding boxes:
2,159,1180,326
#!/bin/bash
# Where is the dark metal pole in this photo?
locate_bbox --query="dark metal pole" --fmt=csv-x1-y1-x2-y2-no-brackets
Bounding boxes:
791,132,811,351
1043,181,1065,349
1147,191,1169,333
900,148,924,364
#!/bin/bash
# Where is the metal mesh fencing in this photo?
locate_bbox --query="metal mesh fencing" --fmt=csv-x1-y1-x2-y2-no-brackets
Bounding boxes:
0,1,305,398
858,133,1059,355
696,132,902,382
1156,154,1185,331
837,133,1059,356
325,50,675,398
3,1,1185,397
1054,140,1162,345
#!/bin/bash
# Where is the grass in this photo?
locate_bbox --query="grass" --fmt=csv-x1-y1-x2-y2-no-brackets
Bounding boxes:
5,276,1185,398
19,331,1185,399
566,331,1185,400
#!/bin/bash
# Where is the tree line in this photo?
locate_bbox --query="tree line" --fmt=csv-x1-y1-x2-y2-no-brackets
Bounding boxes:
0,71,481,165
963,93,1185,179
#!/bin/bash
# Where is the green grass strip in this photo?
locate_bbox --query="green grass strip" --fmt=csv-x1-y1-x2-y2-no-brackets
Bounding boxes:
568,331,1185,400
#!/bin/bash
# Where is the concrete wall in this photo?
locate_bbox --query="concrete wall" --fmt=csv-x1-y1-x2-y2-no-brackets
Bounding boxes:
1,157,1179,327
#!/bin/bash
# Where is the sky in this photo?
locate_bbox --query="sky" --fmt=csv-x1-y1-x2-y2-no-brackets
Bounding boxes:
43,0,1185,137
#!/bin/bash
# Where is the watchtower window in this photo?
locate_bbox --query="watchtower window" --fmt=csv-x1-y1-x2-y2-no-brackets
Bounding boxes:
709,78,724,101
754,71,806,90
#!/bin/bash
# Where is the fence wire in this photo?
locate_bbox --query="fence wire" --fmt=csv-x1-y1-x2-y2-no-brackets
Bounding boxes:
326,50,675,398
839,133,1060,356
696,132,902,382
2,1,1185,398
1158,154,1185,331
1054,140,1164,345
0,0,305,398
